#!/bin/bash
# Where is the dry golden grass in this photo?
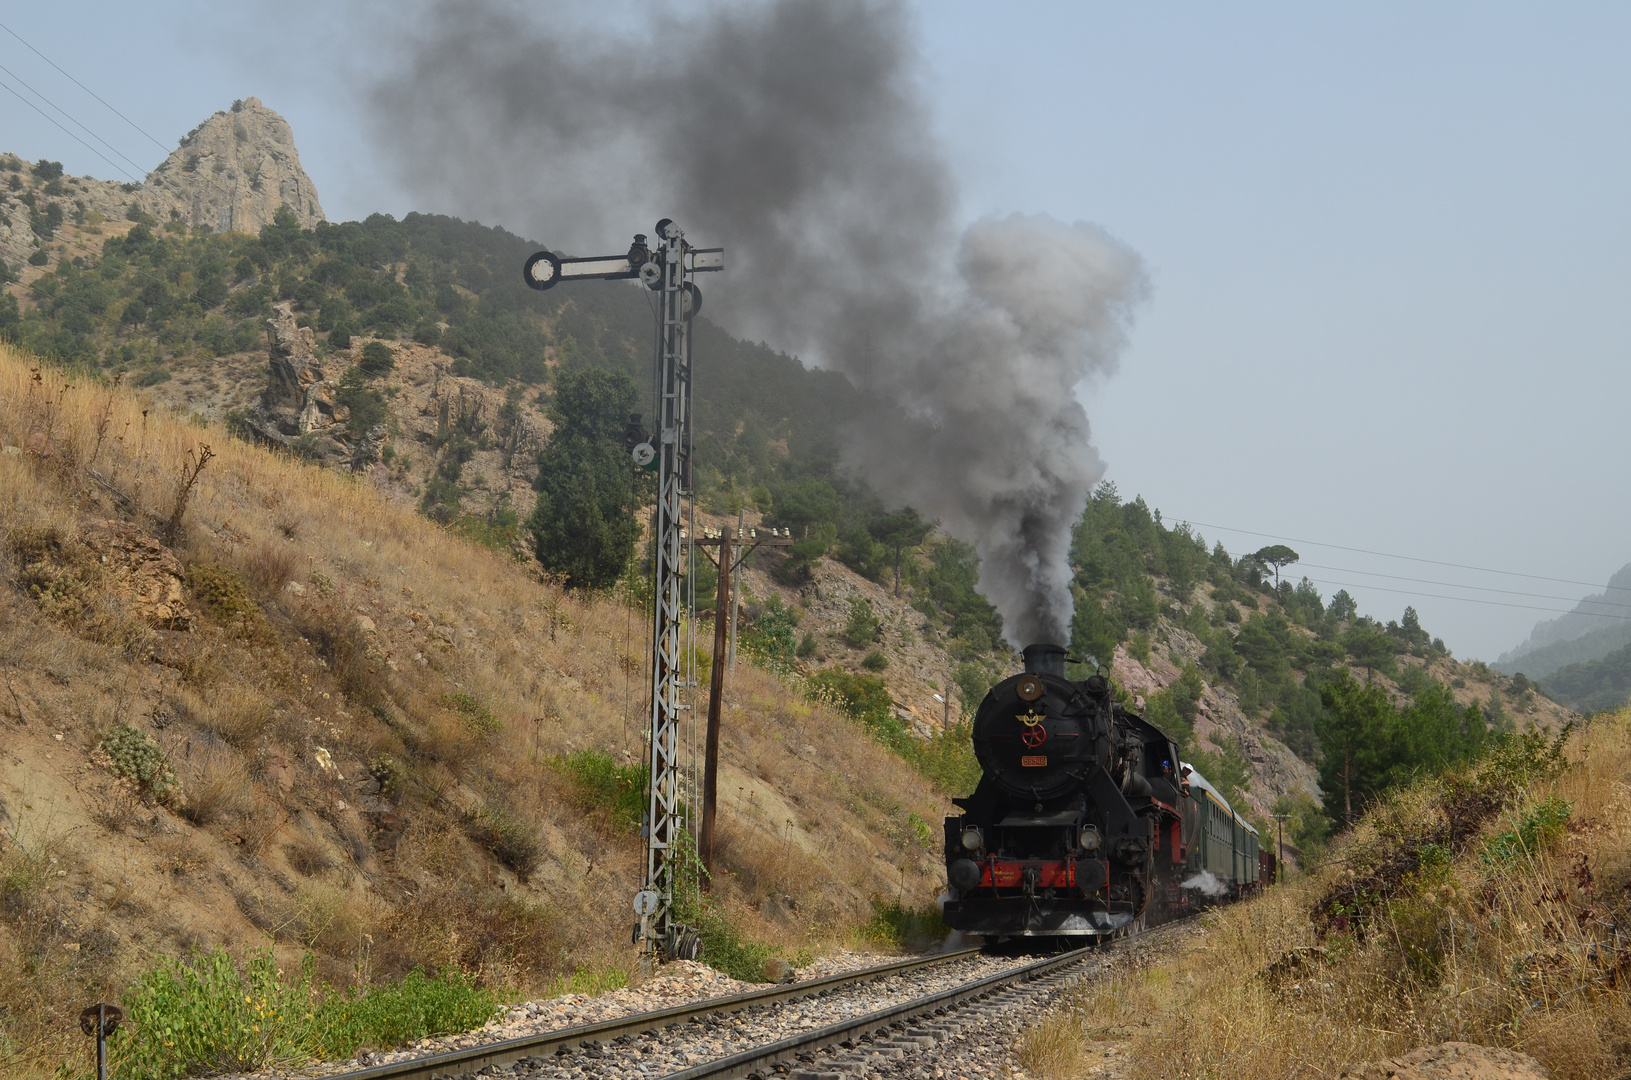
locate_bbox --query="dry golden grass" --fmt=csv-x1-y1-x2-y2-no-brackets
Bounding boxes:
0,343,949,1077
1018,712,1631,1080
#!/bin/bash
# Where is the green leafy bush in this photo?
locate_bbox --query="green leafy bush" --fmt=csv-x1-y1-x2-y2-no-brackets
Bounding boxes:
1480,794,1572,867
739,595,796,669
358,339,396,375
862,899,948,950
861,650,889,671
110,948,497,1079
549,748,646,832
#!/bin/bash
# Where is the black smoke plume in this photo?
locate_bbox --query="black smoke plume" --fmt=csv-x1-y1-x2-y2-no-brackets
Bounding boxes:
370,0,1148,647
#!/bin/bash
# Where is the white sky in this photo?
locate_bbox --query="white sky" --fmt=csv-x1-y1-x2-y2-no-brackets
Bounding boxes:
3,2,1627,661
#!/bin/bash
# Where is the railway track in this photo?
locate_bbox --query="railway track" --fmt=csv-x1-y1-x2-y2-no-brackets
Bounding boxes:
330,920,1193,1080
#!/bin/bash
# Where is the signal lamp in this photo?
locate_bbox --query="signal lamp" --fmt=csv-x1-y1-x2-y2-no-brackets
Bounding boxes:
1078,824,1102,852
960,827,984,852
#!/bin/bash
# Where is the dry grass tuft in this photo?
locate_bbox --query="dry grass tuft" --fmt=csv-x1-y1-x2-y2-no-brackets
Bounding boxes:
285,837,335,877
177,747,255,827
242,538,297,597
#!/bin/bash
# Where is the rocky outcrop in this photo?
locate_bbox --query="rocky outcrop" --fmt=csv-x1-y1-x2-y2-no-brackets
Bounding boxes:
83,521,193,631
139,98,323,234
260,303,341,435
1,97,322,286
239,303,355,460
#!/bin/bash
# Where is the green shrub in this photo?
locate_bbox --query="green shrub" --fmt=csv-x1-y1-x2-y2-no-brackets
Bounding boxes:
549,748,646,832
861,650,889,671
690,904,776,982
740,595,797,668
28,247,48,266
862,899,948,950
909,719,982,798
110,948,497,1079
358,340,396,375
100,724,180,803
843,596,880,648
1480,794,1572,867
187,564,273,641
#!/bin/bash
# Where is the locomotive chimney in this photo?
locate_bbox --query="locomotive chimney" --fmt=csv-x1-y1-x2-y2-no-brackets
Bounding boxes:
1021,643,1067,678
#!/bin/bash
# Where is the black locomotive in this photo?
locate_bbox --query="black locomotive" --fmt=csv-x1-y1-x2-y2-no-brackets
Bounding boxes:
942,643,1260,941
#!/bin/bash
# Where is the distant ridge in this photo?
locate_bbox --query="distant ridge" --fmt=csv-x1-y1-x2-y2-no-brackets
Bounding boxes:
1497,562,1631,676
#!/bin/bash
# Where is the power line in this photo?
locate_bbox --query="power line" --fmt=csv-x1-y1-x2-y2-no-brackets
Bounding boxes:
1294,561,1631,610
0,19,172,154
1296,575,1631,622
0,59,147,179
1179,516,1629,595
0,75,140,184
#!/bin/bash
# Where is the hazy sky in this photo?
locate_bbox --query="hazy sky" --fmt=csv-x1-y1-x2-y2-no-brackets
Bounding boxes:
4,2,1628,661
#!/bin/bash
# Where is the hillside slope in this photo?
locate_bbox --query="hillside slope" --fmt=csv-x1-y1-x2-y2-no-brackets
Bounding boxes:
1541,643,1631,714
0,342,948,1077
1018,710,1631,1080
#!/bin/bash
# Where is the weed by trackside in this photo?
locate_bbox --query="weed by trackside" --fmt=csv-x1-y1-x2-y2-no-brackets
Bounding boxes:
108,947,498,1079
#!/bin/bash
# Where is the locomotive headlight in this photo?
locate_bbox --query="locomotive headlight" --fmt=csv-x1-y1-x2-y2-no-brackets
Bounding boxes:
960,826,984,852
1078,825,1102,852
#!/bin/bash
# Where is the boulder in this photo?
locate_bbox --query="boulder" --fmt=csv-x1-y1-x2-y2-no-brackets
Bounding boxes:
83,521,193,631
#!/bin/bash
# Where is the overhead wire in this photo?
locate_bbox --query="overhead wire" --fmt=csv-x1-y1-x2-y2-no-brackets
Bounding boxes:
0,75,141,184
1293,575,1631,621
1291,561,1631,609
0,59,148,179
1177,516,1629,595
0,19,173,154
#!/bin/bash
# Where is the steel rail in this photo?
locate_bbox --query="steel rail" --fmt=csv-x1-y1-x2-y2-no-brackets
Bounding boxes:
664,945,1094,1080
325,947,983,1080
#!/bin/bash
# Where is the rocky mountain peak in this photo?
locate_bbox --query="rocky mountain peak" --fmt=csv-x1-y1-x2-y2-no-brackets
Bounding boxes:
137,97,324,234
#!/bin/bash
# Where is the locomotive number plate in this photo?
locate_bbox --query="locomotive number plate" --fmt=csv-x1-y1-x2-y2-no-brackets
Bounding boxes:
1020,755,1047,767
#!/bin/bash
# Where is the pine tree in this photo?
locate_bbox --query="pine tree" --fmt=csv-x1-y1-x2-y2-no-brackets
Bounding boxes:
527,366,647,590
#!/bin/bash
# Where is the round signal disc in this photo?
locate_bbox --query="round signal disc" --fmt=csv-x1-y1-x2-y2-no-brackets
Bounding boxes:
1015,675,1044,702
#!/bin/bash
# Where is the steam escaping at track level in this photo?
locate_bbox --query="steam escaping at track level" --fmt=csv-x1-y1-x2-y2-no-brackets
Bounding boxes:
370,0,1148,646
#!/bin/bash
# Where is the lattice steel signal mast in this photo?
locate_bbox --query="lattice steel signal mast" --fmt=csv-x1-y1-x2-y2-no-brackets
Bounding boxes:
524,221,723,960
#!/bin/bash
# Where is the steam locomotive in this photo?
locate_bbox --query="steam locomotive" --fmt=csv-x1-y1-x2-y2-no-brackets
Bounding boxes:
942,644,1262,941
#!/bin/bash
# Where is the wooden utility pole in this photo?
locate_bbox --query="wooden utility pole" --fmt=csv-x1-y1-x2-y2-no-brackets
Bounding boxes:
727,509,744,674
701,527,732,873
695,525,793,872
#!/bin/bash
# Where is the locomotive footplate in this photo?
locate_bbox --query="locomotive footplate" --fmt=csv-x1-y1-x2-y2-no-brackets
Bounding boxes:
941,896,1134,937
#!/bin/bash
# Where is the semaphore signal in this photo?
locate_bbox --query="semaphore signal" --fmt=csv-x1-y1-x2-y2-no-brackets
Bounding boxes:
525,220,722,962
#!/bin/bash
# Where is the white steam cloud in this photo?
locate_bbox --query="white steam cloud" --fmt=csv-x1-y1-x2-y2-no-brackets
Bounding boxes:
368,0,1147,646
1180,871,1231,897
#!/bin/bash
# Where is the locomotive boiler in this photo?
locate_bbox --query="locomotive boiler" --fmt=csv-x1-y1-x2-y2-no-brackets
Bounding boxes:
942,643,1260,941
